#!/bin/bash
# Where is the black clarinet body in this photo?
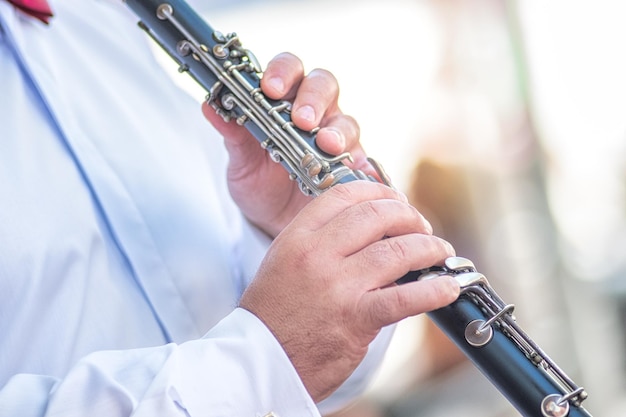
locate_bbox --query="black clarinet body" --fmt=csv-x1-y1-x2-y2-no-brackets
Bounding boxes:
429,300,588,417
125,0,375,197
123,0,594,415
399,259,593,417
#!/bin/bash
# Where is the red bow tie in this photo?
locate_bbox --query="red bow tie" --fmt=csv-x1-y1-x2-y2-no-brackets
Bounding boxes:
7,0,53,24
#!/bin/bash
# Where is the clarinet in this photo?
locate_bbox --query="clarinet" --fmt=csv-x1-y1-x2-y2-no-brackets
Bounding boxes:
122,1,593,415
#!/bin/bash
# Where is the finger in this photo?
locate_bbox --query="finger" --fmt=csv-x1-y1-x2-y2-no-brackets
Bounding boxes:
348,234,455,289
295,181,409,231
314,114,381,181
201,102,265,170
318,198,435,257
314,114,359,157
291,68,340,131
201,102,244,141
359,275,460,331
261,52,305,100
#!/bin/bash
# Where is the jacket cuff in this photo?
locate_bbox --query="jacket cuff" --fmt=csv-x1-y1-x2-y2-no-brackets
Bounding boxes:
179,308,321,417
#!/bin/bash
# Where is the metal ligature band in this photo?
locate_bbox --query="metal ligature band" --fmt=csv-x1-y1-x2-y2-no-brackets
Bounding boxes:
122,0,593,415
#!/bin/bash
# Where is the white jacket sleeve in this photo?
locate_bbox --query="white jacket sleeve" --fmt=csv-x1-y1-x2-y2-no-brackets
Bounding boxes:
0,309,320,417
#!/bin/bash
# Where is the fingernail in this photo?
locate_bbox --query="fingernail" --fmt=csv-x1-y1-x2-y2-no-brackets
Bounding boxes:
265,76,284,95
295,105,316,124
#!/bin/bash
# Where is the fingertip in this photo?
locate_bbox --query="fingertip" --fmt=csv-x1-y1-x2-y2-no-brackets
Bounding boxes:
262,52,304,99
422,214,433,235
443,275,462,300
315,127,345,155
293,104,316,126
263,76,285,98
419,275,461,310
444,239,456,257
200,101,219,125
201,100,210,116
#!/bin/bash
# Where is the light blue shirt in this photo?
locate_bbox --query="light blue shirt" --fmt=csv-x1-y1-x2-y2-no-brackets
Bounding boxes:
0,0,392,415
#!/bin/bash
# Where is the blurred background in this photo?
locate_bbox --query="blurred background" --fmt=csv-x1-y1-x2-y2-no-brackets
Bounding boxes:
160,0,626,415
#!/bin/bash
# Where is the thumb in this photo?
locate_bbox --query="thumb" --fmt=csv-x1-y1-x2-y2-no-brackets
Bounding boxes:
201,102,245,142
201,102,266,171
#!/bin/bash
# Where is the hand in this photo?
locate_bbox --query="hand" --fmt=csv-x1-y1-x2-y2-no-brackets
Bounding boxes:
238,181,460,402
202,52,372,238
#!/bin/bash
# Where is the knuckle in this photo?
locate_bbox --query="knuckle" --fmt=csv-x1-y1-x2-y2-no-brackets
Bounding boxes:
326,182,357,203
363,238,407,270
366,288,413,327
388,238,410,260
272,51,302,68
306,68,339,96
359,200,384,222
308,67,336,83
366,295,396,327
389,288,412,315
338,114,360,140
323,113,360,138
362,246,388,270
